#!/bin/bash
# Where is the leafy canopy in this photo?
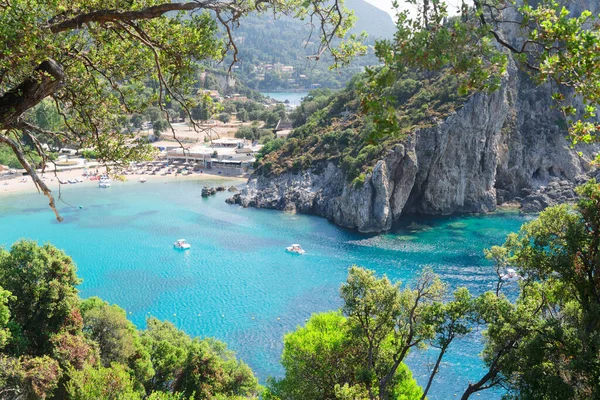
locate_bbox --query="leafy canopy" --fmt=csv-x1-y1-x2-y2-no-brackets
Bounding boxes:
362,0,600,150
0,0,363,220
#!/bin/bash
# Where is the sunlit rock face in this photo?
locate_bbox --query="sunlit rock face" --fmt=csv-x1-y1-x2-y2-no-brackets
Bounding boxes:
230,0,599,232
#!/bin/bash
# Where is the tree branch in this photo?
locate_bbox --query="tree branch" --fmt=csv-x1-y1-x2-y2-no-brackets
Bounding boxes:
0,131,63,222
0,59,64,128
46,1,238,33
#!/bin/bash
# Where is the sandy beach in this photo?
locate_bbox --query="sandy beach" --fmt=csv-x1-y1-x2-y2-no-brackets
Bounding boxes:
0,167,247,197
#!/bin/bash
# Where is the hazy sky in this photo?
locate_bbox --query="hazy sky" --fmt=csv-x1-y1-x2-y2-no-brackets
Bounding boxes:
363,0,463,19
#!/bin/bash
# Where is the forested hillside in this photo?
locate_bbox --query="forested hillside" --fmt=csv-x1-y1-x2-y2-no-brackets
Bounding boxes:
228,0,395,90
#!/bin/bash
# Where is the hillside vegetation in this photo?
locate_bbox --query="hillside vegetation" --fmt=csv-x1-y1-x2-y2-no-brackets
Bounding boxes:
255,70,467,185
228,0,395,90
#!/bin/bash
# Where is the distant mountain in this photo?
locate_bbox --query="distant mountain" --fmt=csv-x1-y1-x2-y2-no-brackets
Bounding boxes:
346,0,396,39
225,0,393,91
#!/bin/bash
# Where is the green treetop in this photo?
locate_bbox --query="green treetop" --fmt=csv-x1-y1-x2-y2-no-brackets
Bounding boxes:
362,0,600,150
0,0,364,221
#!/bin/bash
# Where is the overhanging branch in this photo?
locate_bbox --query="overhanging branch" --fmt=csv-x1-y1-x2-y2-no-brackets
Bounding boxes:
46,1,239,33
0,131,63,222
0,60,64,128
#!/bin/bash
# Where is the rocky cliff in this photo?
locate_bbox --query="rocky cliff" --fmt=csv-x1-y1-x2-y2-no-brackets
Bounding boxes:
229,2,600,233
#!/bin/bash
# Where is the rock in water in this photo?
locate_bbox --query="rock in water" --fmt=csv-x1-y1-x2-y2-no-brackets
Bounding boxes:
201,186,217,197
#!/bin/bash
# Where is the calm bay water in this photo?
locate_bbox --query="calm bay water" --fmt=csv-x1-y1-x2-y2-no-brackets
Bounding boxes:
261,91,309,107
0,179,530,399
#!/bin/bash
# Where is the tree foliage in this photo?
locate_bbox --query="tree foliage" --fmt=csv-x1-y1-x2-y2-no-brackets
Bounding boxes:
0,0,362,220
478,180,600,399
0,241,260,399
362,0,600,150
0,241,81,355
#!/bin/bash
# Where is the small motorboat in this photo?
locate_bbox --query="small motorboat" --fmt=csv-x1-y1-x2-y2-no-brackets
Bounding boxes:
500,268,521,282
173,239,191,250
140,177,147,183
98,177,111,188
286,244,305,255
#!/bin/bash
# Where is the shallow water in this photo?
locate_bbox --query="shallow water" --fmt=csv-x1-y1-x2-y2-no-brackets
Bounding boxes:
0,179,530,399
260,91,309,107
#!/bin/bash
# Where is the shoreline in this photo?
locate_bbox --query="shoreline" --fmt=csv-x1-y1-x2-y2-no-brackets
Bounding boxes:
0,168,247,198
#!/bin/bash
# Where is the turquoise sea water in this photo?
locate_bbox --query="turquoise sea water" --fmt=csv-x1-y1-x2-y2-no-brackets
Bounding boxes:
260,91,309,107
0,179,530,399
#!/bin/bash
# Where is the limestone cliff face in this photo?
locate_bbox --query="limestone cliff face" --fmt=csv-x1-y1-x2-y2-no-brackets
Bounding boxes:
230,145,417,232
229,73,511,232
229,1,599,233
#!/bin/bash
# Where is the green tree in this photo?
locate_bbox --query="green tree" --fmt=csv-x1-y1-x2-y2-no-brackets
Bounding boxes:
364,0,600,150
141,318,259,398
238,109,249,122
145,107,163,124
273,267,475,400
191,102,211,122
66,363,143,400
218,113,232,124
153,119,169,138
470,180,600,399
269,311,367,400
339,267,444,400
80,297,154,387
173,339,259,399
0,241,81,355
262,111,280,128
0,287,11,350
141,318,193,393
0,0,361,221
222,102,237,114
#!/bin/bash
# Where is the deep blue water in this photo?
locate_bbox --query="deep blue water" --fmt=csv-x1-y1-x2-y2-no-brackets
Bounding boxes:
0,179,530,399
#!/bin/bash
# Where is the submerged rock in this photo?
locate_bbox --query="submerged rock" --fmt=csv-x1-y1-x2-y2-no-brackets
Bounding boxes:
447,222,468,230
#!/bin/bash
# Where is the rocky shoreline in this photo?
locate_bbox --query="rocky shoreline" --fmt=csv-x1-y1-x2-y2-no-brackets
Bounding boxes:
227,65,599,232
518,171,599,213
227,0,600,232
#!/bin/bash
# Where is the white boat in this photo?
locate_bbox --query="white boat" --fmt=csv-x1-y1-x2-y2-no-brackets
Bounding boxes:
98,176,112,188
500,268,521,281
173,239,191,250
286,244,305,255
140,177,147,183
67,179,77,184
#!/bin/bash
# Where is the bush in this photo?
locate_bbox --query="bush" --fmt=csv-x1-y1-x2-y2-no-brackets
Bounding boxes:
217,113,231,123
81,150,98,160
234,126,272,141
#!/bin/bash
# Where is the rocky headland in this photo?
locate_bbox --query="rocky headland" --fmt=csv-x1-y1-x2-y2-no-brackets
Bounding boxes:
229,1,600,233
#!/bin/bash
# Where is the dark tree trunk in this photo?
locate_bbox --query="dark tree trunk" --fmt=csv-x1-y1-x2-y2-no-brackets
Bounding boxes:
0,59,63,128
